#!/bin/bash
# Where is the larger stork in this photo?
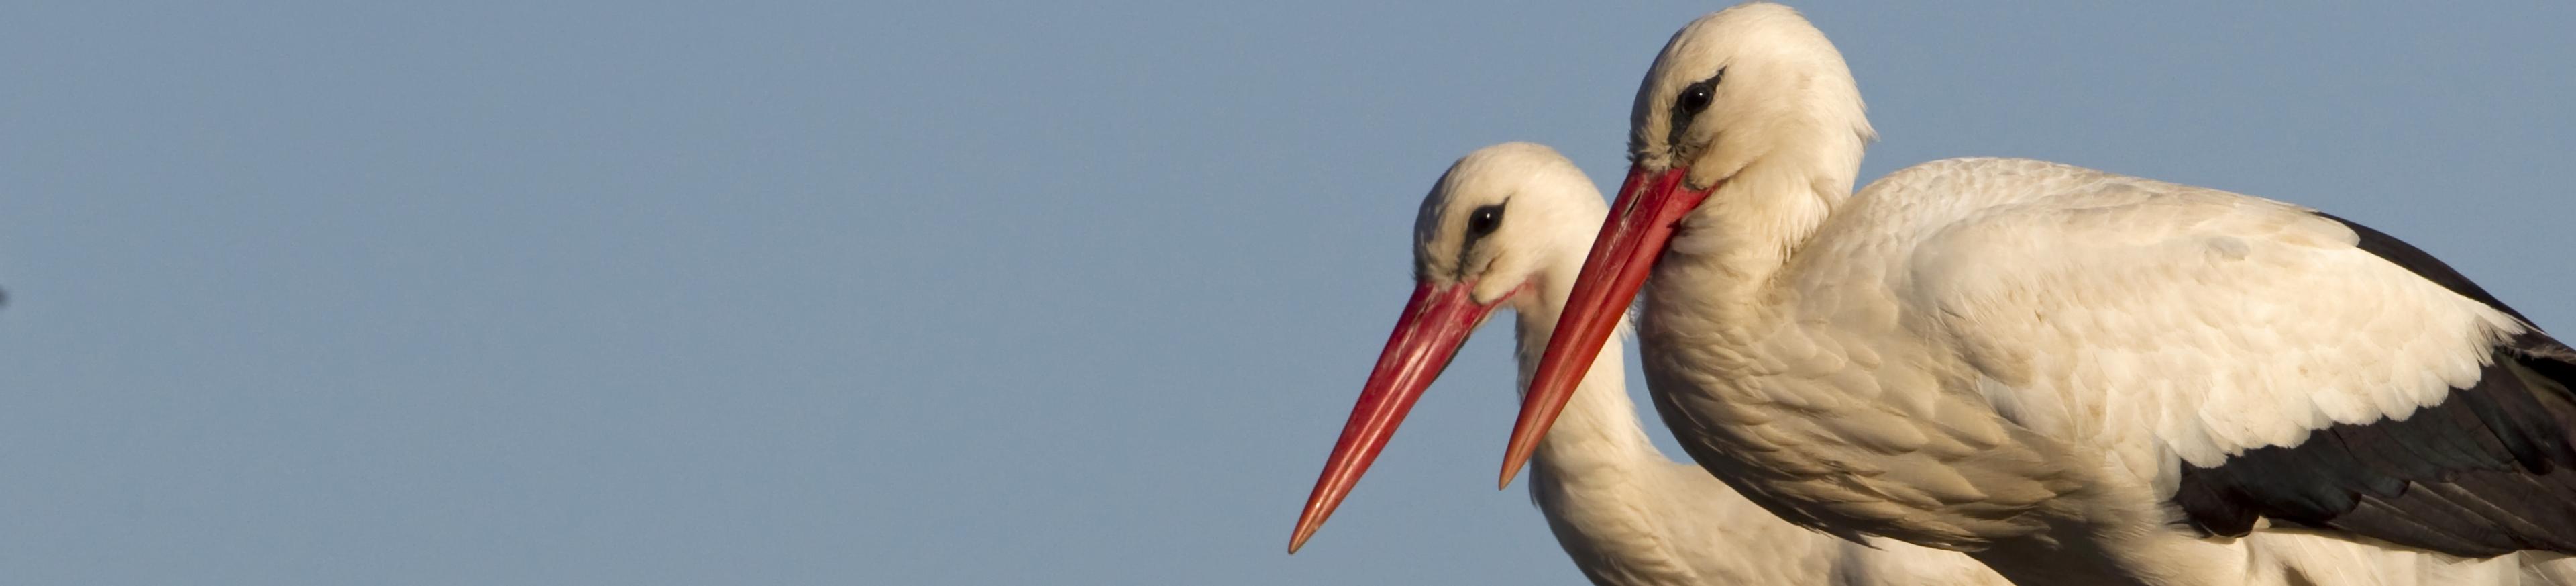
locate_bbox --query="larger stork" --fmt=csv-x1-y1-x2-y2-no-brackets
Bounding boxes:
1289,142,2008,585
1501,4,2576,585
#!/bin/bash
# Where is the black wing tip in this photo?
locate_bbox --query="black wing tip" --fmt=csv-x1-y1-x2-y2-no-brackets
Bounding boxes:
2174,346,2576,557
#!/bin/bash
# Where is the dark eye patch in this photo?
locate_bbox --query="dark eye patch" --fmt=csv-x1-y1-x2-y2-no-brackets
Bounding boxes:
1666,68,1725,150
1452,202,1507,281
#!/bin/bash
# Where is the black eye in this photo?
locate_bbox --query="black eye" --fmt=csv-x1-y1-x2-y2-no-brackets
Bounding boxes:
1674,68,1721,116
1676,85,1712,115
1466,205,1503,236
1665,70,1725,148
1678,84,1717,117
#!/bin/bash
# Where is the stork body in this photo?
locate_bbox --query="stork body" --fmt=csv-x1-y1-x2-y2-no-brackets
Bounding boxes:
1291,143,2007,585
1503,4,2576,585
1639,157,2542,585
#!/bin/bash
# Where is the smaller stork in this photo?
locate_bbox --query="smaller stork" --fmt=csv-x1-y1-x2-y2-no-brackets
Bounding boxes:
1289,142,2008,585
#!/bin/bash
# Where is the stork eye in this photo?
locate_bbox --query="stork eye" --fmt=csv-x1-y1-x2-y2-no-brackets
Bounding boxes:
1675,68,1721,116
1676,86,1711,115
1466,205,1504,236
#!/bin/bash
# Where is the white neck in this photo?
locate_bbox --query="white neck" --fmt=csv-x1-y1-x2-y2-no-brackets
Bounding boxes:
1676,115,1866,279
1650,125,1868,338
1513,254,1666,476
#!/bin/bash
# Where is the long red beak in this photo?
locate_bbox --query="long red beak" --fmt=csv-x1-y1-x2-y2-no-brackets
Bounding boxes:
1287,281,1500,553
1498,165,1710,488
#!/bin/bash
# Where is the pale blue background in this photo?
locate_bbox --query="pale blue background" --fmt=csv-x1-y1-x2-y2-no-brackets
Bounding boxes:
5,2,2572,584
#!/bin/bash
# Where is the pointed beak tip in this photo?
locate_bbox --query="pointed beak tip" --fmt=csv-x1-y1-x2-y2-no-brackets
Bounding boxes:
1286,516,1321,554
1286,282,1493,560
1286,504,1330,555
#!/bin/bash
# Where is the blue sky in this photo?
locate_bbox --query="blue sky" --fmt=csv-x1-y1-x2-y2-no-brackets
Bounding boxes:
5,2,2573,584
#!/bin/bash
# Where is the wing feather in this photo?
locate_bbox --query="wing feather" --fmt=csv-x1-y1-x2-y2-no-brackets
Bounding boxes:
1894,161,2576,556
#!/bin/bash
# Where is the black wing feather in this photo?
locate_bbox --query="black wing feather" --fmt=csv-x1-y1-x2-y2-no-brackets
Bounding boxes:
2171,214,2576,557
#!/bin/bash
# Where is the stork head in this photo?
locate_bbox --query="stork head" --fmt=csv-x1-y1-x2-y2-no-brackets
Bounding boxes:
1499,2,1875,486
1627,2,1872,183
1289,142,1604,553
1407,142,1607,311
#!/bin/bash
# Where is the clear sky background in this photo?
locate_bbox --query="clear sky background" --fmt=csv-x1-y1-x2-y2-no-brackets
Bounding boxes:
5,2,2573,585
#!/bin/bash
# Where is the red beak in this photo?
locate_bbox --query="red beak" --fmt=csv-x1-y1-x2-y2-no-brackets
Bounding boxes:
1288,281,1501,553
1497,165,1710,488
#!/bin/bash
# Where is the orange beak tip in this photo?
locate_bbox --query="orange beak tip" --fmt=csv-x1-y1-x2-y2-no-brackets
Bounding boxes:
1287,282,1493,558
1496,446,1529,489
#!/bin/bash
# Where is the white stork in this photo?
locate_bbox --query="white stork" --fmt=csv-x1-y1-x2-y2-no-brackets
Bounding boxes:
1289,142,2008,585
1497,4,2576,585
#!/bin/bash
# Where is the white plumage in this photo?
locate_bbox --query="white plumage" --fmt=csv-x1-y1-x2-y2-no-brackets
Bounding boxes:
1501,4,2576,585
1877,160,2514,465
1292,142,2008,585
